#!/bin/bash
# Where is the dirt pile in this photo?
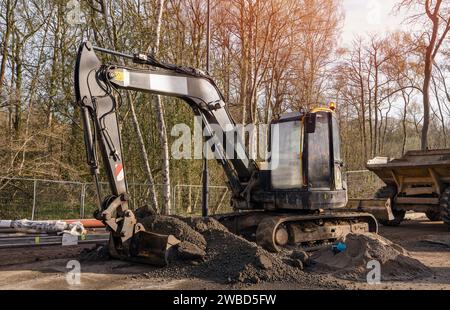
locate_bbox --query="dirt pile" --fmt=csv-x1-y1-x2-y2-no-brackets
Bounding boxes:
311,233,432,281
139,216,342,288
187,222,298,283
183,217,228,233
140,216,207,251
78,216,343,287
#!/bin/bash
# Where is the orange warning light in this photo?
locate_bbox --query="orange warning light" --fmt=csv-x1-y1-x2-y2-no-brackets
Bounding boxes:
329,102,336,111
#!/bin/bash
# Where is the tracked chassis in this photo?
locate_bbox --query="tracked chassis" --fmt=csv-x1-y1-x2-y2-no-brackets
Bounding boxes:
216,212,378,252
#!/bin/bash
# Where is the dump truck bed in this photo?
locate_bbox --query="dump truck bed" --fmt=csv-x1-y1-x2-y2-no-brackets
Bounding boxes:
367,149,450,189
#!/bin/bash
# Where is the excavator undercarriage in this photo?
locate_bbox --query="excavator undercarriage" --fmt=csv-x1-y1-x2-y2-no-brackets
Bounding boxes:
217,211,377,252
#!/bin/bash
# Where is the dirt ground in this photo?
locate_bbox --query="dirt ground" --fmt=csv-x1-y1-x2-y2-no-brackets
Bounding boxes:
0,214,449,290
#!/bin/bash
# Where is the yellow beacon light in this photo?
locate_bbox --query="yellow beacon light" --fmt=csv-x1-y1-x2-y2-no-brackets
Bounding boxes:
329,102,336,111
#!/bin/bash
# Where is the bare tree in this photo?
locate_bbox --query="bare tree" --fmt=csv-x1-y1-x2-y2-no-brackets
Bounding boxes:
397,0,450,150
148,0,171,215
128,92,160,211
0,0,16,98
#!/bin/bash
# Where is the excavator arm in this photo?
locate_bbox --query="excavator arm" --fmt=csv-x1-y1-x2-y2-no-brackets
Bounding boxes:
74,41,258,264
105,62,257,189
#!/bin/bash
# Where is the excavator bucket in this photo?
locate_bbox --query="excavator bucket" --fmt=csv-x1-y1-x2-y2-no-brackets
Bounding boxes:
107,225,180,267
130,230,180,266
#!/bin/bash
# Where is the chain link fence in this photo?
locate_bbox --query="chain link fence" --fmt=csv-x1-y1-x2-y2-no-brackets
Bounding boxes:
0,172,385,220
0,177,232,220
173,184,232,216
345,170,385,199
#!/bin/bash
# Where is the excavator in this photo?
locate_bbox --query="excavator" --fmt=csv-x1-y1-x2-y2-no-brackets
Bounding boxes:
74,41,377,265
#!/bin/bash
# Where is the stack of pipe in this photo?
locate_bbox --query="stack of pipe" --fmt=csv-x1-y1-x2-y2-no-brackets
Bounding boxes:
0,219,86,235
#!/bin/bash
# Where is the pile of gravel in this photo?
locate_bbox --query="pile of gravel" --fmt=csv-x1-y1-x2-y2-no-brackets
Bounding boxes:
311,233,432,281
77,217,433,286
78,216,344,288
140,215,207,251
139,216,342,288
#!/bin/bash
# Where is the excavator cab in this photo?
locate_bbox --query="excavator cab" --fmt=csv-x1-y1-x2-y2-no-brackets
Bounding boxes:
250,108,372,252
267,108,347,210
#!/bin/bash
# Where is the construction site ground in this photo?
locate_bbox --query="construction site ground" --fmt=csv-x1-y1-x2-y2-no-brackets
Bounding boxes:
0,213,449,290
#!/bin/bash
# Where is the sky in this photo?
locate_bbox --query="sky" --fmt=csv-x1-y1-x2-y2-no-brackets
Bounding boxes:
340,0,423,117
341,0,409,45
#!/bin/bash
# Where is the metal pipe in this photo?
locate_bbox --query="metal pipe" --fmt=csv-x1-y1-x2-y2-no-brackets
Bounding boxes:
0,241,107,249
346,170,370,175
92,45,134,60
80,183,86,219
31,180,37,220
64,219,105,228
202,0,211,218
206,0,211,73
93,173,103,211
0,176,85,185
202,157,209,217
0,233,109,249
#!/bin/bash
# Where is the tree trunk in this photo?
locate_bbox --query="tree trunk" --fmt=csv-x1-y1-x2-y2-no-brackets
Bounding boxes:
18,21,50,173
13,35,22,136
373,59,379,156
421,0,444,150
148,0,171,215
154,96,171,215
432,75,447,147
358,66,368,162
421,60,432,150
128,92,160,211
239,0,249,126
0,0,15,98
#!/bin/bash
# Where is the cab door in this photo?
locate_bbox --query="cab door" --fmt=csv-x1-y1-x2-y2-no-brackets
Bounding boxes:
307,112,331,189
270,118,303,189
331,115,343,190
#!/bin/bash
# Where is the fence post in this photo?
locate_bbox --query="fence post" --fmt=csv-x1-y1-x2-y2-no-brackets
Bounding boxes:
31,180,37,220
80,183,86,219
172,185,177,214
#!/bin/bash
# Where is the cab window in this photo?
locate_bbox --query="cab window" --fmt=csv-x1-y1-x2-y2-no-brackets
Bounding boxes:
308,112,331,189
270,120,303,189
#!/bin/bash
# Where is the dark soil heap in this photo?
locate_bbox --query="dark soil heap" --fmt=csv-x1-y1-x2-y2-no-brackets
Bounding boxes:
140,216,207,251
138,216,341,288
79,216,431,287
311,233,432,281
